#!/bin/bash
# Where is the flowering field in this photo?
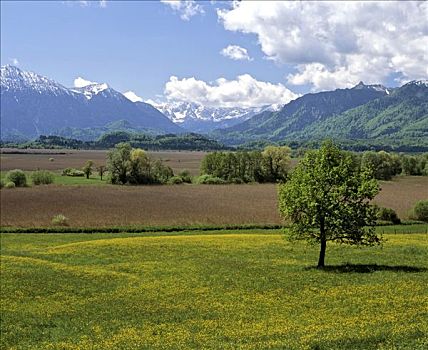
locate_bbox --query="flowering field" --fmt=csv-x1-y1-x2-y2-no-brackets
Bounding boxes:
1,230,427,349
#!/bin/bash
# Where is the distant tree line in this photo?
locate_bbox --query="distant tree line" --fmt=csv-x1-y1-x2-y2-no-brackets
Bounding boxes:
200,146,292,183
1,132,230,151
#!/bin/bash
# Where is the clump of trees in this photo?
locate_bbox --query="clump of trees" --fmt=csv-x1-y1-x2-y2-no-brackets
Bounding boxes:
360,151,428,180
200,146,291,183
278,140,381,268
107,143,173,185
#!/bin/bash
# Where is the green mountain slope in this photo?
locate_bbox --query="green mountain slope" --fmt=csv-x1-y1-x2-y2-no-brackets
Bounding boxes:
213,82,388,144
299,81,427,142
214,81,427,147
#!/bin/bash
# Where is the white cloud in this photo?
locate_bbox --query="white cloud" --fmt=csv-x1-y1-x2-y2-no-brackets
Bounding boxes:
63,1,107,8
164,74,298,108
73,77,97,88
161,0,204,21
220,45,252,61
9,58,19,66
123,91,143,103
218,1,428,90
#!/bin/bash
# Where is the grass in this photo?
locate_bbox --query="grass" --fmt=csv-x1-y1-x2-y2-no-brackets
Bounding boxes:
1,230,427,349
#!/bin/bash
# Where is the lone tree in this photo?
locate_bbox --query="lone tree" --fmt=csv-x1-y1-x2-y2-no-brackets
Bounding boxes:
278,140,381,268
97,165,106,181
82,160,94,179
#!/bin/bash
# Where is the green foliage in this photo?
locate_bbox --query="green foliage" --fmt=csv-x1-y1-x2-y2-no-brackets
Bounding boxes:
51,214,69,226
178,170,192,183
107,143,174,185
0,179,4,189
62,168,85,177
168,176,184,185
31,170,55,185
5,181,16,189
200,146,291,183
361,151,401,180
82,160,94,179
413,200,428,222
196,174,226,184
278,140,381,267
377,207,401,224
6,169,27,187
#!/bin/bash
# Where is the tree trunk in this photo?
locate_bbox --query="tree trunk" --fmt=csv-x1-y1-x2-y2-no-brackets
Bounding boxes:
318,238,326,268
317,217,326,268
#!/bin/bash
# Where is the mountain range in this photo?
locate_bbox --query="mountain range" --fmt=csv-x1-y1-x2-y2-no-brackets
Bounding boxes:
1,65,427,147
151,101,282,133
213,81,428,146
0,65,182,140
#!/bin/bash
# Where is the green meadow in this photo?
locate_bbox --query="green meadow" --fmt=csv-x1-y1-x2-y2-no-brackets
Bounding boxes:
1,229,427,350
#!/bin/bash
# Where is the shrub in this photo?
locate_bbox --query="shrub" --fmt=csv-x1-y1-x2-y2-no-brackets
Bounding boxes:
31,170,55,185
6,169,27,187
178,170,192,183
377,207,401,224
52,214,69,226
5,181,16,189
168,176,184,185
0,180,4,189
413,200,428,222
49,157,55,162
62,168,85,177
196,174,226,184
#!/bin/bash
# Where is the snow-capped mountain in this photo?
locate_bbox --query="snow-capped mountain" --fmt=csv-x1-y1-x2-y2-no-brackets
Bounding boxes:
351,81,390,94
0,65,182,140
151,101,282,133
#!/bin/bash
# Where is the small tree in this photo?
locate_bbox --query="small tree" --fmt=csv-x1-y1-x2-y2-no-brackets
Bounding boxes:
97,165,106,181
6,169,27,187
82,160,94,179
278,140,381,268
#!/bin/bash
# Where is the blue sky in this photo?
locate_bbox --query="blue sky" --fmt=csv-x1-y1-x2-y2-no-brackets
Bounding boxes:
1,1,427,107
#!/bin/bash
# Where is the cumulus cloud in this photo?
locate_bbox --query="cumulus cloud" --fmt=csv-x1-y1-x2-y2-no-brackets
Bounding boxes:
74,77,97,88
161,0,204,21
221,45,252,61
164,74,298,108
218,1,428,90
123,91,143,103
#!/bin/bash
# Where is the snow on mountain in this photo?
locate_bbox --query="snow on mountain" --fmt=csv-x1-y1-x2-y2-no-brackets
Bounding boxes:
351,81,390,94
149,100,282,133
1,65,77,97
405,79,428,87
71,83,109,99
0,65,182,139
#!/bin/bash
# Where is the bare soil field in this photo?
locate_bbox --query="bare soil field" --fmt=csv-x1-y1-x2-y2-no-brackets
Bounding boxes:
0,149,206,175
1,176,426,227
0,184,280,227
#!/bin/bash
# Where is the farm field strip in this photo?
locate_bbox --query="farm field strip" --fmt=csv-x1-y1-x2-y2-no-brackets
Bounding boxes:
1,177,427,228
1,231,427,349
